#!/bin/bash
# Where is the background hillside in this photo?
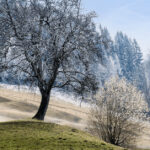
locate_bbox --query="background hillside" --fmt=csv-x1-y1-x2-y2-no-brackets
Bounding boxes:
0,85,150,149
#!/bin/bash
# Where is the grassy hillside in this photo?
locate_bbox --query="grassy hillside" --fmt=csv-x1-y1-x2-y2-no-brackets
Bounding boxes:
0,120,125,150
0,87,88,130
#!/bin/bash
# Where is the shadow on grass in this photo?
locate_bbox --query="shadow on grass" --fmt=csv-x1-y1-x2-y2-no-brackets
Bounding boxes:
0,97,11,103
0,96,38,112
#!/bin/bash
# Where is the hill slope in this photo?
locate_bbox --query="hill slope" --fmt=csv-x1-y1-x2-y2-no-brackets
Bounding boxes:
0,121,124,150
0,86,88,130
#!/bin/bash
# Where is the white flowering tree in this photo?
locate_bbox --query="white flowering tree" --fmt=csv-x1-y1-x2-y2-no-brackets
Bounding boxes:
89,77,148,147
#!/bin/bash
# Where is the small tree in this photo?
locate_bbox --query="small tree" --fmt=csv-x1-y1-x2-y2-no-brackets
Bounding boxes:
89,77,148,147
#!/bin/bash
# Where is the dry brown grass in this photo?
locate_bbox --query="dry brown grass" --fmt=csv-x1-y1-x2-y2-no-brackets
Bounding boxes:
0,86,150,149
0,87,89,130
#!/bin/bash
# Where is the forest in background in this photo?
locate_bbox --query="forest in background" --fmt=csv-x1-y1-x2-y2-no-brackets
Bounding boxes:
1,25,150,106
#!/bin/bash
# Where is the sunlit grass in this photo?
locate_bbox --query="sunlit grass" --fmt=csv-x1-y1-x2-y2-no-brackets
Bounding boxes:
0,120,125,150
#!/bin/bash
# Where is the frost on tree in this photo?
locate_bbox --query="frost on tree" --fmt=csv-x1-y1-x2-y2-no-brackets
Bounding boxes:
0,0,102,120
114,32,147,93
97,26,122,86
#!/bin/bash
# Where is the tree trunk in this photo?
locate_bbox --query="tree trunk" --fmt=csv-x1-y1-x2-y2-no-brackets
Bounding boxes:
33,91,50,120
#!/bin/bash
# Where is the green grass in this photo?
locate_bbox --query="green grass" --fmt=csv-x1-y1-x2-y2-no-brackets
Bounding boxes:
0,120,125,150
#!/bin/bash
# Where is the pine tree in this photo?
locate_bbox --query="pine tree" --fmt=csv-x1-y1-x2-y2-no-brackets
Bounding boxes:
114,32,146,92
98,26,121,85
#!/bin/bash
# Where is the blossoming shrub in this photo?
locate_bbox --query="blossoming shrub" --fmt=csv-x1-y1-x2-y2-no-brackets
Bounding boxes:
89,77,148,147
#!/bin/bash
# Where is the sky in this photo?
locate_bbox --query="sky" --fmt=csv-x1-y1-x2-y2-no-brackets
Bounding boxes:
82,0,150,59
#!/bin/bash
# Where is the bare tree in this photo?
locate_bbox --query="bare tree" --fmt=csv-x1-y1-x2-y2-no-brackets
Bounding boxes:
0,0,102,120
89,77,148,147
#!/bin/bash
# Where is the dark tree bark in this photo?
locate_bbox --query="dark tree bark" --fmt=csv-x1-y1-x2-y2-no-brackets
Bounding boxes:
33,91,50,120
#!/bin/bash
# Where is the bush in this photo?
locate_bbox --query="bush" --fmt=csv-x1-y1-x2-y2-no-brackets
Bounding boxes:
89,77,148,147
